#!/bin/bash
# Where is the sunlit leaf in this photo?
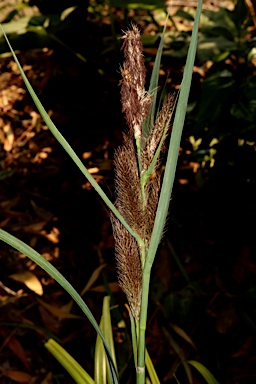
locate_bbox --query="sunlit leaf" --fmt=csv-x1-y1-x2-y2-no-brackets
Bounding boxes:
0,17,30,36
9,270,43,296
110,0,165,11
61,6,77,21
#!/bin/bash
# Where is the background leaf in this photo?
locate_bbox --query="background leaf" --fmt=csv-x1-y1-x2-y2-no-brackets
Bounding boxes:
187,360,220,384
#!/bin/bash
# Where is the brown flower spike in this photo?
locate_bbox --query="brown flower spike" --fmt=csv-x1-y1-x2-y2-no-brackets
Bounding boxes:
120,23,152,139
112,25,174,321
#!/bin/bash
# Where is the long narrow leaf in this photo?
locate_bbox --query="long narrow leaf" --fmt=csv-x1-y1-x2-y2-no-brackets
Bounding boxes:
137,2,203,383
0,229,119,384
146,0,203,270
95,297,117,384
0,24,143,248
163,328,193,384
102,296,118,383
95,316,107,384
145,349,160,384
0,23,122,383
128,307,138,368
142,15,169,139
141,92,178,187
45,338,94,384
187,361,220,384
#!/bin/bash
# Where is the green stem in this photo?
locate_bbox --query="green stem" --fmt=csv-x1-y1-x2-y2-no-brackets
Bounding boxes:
0,24,144,252
136,263,151,384
129,309,138,368
136,135,146,206
0,228,119,383
135,137,142,174
140,242,146,269
136,136,146,210
136,135,147,269
135,1,203,379
140,183,146,211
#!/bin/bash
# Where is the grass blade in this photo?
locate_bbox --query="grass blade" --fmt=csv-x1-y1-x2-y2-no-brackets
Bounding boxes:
128,307,138,368
0,229,119,384
95,316,107,384
141,92,178,188
145,349,160,384
0,23,122,383
163,327,193,384
95,297,118,384
0,24,143,248
142,15,169,139
102,296,118,383
187,361,220,384
137,2,203,382
45,338,94,384
146,0,203,270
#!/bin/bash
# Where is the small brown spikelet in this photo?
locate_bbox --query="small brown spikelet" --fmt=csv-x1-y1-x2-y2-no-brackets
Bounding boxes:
114,133,145,238
141,93,175,172
111,215,142,321
120,23,152,139
144,172,162,243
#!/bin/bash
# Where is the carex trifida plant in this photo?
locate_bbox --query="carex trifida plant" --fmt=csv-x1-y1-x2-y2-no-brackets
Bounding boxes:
0,1,205,382
111,24,175,323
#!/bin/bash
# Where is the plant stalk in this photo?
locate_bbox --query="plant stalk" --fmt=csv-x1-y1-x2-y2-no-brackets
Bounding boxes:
136,263,151,384
136,1,203,382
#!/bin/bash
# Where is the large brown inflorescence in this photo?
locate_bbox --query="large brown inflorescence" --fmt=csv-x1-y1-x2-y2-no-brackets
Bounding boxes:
112,25,174,321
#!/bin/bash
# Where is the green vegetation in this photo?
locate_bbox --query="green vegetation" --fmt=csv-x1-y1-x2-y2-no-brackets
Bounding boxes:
0,0,255,383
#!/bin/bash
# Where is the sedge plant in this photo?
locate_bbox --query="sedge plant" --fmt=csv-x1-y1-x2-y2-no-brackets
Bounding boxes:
0,1,212,383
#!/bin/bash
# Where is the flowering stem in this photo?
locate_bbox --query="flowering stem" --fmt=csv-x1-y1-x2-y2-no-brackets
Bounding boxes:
135,137,147,213
135,137,142,174
140,242,146,269
129,308,138,368
136,2,203,382
136,263,151,384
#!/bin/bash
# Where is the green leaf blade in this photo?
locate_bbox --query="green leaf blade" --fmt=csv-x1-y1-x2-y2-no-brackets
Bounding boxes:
142,15,169,139
187,360,220,384
146,0,203,270
145,349,160,384
45,338,95,384
0,24,142,248
0,229,119,384
102,296,118,383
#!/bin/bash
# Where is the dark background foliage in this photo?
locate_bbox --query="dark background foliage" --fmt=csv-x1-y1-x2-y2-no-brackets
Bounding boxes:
0,0,256,382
